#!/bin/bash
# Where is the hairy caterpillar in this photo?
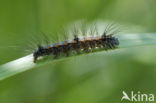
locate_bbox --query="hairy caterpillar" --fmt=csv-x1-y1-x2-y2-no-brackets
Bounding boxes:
33,21,120,63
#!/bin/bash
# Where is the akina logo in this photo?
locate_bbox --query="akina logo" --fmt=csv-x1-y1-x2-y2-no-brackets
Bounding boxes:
121,91,154,102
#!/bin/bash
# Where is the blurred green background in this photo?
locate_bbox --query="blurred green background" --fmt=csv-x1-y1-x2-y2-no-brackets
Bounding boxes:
0,0,156,103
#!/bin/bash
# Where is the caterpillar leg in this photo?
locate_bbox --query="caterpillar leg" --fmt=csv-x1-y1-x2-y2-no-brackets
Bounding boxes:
33,57,37,63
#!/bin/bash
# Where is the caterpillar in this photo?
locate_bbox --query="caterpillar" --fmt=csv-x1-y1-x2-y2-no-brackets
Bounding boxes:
33,22,120,63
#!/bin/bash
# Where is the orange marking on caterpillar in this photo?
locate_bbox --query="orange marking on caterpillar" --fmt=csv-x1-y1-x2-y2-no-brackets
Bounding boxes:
55,45,59,48
47,46,51,49
65,42,68,45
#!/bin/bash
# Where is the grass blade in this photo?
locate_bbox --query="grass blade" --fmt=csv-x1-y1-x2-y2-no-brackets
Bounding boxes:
0,33,156,80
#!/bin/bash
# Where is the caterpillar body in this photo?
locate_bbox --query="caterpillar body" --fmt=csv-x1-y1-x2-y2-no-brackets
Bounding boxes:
33,33,119,63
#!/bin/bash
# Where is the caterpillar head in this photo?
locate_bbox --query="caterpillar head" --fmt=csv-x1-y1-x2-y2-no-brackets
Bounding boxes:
33,50,39,63
33,45,45,63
